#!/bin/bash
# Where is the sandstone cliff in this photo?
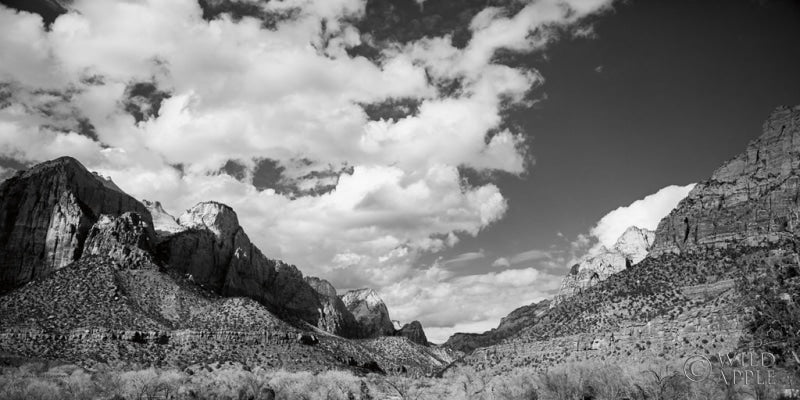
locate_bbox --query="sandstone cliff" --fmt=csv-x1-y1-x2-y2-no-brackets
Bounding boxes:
651,105,800,255
0,157,152,292
142,200,184,237
160,201,323,326
340,288,395,338
397,321,428,346
82,212,156,269
304,276,360,338
553,226,654,304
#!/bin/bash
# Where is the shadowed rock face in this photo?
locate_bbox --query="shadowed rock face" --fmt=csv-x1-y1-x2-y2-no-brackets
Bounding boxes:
554,226,654,304
652,105,800,255
398,321,428,346
304,276,360,338
159,201,323,326
0,157,152,292
340,288,395,338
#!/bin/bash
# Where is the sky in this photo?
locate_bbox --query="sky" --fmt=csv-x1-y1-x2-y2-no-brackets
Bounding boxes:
0,0,799,343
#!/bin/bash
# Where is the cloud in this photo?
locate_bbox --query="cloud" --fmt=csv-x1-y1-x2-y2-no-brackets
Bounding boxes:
491,257,510,268
381,263,563,343
443,251,485,266
590,184,696,249
508,248,553,264
0,0,617,341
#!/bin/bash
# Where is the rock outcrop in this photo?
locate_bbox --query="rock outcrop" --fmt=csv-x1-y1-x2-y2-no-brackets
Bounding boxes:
651,105,800,255
445,300,550,353
82,212,156,268
160,202,323,326
553,226,654,304
0,157,152,292
398,321,428,346
142,200,184,237
304,276,360,338
340,288,395,338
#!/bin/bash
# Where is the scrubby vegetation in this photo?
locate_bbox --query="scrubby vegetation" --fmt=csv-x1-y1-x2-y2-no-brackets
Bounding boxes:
2,360,798,400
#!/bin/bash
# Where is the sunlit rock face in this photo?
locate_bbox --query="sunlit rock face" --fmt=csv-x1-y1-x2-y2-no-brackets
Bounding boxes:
142,200,184,237
340,288,396,338
160,201,324,326
651,105,800,255
0,157,152,292
82,212,156,268
554,226,654,304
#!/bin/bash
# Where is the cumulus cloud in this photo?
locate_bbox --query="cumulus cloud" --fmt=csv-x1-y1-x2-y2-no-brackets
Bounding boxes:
590,184,696,249
0,0,616,340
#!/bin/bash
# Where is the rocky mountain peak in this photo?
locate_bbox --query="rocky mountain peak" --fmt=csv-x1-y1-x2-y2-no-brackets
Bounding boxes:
178,201,240,239
0,156,152,292
340,288,395,338
142,200,184,237
651,105,800,255
398,321,428,346
613,226,655,264
553,226,653,304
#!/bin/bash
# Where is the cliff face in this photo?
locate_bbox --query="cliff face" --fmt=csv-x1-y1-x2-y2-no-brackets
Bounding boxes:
160,202,323,326
651,105,800,255
0,157,152,292
554,226,654,304
398,321,428,346
82,212,156,269
304,277,360,338
340,288,396,338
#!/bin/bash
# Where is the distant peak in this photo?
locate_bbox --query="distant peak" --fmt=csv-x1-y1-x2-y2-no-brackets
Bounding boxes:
178,201,240,238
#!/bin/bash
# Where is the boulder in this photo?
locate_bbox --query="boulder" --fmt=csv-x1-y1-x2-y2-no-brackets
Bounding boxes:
0,157,152,292
340,288,395,338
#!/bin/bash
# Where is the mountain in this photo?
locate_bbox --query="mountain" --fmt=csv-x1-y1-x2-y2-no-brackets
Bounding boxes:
447,105,800,375
0,157,152,293
553,226,654,304
340,288,396,338
397,321,428,346
444,299,550,353
651,105,800,255
159,201,324,327
0,157,455,374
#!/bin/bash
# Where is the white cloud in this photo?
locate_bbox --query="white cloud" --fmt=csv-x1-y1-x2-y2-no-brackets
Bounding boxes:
491,257,510,268
0,0,616,340
590,184,696,248
382,264,562,343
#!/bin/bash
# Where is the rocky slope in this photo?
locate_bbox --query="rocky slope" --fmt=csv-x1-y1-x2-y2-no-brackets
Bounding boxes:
0,157,152,292
340,288,396,338
651,105,800,255
444,300,550,353
449,105,800,375
553,226,654,304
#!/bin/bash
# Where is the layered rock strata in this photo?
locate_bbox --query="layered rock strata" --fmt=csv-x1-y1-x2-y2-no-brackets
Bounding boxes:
651,105,800,255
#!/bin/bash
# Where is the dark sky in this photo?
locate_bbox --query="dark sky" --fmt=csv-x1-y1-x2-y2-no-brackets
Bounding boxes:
438,0,800,267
